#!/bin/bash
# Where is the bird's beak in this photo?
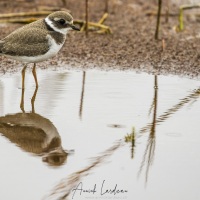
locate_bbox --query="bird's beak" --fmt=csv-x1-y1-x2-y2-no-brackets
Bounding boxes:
69,24,80,31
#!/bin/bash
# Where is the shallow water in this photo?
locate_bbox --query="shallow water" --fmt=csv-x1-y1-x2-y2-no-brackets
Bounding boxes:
0,69,200,200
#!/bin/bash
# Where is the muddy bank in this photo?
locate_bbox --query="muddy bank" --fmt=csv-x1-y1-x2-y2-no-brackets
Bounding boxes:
0,0,200,78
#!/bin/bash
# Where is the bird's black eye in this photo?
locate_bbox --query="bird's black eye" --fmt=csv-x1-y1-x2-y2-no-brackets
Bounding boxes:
59,19,65,25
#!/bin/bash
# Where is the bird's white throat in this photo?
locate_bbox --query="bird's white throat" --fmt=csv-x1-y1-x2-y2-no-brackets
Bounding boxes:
45,17,70,35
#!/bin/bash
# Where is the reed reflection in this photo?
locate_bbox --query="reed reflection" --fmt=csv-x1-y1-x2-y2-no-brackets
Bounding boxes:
140,82,200,134
138,75,158,183
79,71,86,119
0,87,68,167
138,77,200,183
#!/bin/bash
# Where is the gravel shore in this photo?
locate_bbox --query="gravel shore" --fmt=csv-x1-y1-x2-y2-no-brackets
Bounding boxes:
0,0,200,78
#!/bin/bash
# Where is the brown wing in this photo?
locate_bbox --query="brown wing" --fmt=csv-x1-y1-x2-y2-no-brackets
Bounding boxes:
0,122,46,154
1,27,50,56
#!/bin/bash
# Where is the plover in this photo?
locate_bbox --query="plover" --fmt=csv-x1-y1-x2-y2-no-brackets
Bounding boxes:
0,112,68,166
0,11,80,88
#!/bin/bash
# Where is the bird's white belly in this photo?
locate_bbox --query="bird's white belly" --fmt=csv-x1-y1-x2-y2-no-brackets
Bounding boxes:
7,34,65,63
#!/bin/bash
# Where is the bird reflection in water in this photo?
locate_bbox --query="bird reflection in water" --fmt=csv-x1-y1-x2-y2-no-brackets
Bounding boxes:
0,87,68,167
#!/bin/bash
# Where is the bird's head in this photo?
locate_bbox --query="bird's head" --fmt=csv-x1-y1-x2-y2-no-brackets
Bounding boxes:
45,11,80,34
42,147,68,167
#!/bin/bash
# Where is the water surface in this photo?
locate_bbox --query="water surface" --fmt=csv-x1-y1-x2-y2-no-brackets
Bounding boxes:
0,70,200,200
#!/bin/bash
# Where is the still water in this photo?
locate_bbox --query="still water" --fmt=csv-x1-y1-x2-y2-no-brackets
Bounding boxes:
0,69,200,200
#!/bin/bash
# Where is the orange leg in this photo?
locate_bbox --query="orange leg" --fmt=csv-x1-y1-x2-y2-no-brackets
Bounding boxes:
20,88,25,113
32,63,39,88
21,65,27,89
20,65,27,112
31,87,38,113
